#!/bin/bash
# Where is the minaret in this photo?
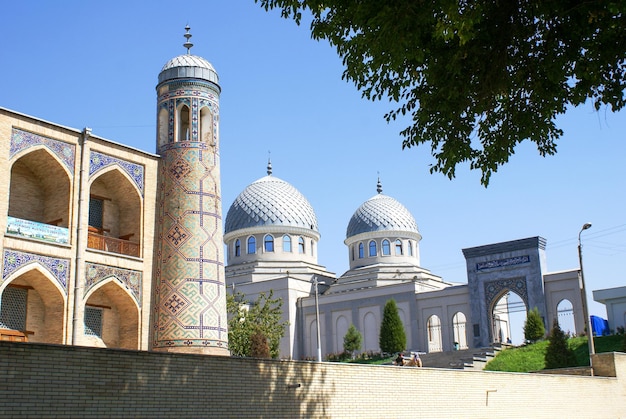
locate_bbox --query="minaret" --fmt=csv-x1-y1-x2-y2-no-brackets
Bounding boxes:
152,27,229,355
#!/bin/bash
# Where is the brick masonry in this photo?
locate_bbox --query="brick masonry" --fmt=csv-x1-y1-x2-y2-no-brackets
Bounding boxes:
0,342,624,418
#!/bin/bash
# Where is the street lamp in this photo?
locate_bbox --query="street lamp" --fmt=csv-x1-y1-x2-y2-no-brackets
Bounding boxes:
577,222,595,369
312,276,322,362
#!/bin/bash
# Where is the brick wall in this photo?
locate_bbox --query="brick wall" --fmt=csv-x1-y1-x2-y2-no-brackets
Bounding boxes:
0,342,624,418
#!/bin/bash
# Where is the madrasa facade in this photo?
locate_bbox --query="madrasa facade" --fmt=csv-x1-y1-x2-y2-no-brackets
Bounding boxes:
0,30,589,360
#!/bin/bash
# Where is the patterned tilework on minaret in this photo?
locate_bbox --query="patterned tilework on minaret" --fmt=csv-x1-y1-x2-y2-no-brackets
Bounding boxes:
151,27,229,355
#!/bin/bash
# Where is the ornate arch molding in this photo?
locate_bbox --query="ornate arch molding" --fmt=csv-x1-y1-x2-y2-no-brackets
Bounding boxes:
485,277,529,311
2,249,70,294
89,151,144,197
10,128,76,174
85,263,142,307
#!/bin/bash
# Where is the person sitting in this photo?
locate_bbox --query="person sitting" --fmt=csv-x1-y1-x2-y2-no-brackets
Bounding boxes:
395,353,404,366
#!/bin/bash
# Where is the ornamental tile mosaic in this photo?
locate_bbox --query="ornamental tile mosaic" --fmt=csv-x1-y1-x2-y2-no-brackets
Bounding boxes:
85,263,142,307
2,249,70,294
10,128,76,174
89,151,144,196
153,145,228,350
484,278,528,308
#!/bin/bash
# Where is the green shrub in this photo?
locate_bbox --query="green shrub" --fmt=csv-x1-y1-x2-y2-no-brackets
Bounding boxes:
524,307,546,343
379,299,406,354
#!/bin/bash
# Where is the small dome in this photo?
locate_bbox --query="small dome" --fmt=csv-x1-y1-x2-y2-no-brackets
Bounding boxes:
158,54,219,86
225,175,319,235
346,193,419,239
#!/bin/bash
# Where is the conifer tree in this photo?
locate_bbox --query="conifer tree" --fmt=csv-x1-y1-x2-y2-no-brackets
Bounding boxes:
379,299,406,354
545,319,575,369
523,307,546,343
343,324,362,358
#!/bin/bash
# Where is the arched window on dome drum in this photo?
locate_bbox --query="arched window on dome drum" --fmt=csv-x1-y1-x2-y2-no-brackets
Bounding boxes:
382,239,391,256
298,237,305,254
200,106,214,145
264,234,274,252
283,235,291,252
408,241,413,256
247,236,256,254
178,104,191,142
358,243,364,258
310,240,314,256
235,239,241,257
395,239,403,256
369,240,377,257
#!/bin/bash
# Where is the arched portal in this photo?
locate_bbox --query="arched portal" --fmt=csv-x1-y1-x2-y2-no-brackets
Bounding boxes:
0,267,65,344
491,291,527,345
556,299,575,336
334,315,349,354
362,311,378,352
427,315,442,352
452,312,468,349
83,278,139,350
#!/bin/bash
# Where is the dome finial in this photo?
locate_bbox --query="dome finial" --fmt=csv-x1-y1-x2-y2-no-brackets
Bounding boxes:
376,174,382,194
267,152,273,176
183,25,193,54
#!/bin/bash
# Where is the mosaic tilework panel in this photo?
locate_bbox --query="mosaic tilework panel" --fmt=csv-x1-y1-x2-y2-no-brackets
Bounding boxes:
89,151,145,196
2,249,70,294
85,263,142,307
10,128,76,174
157,85,219,145
153,145,227,350
484,277,528,308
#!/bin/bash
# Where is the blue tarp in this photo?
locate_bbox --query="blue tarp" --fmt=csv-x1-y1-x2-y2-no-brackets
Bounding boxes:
590,315,610,336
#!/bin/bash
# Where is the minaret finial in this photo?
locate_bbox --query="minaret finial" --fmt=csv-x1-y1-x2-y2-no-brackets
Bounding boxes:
376,174,382,194
267,152,273,176
183,25,193,54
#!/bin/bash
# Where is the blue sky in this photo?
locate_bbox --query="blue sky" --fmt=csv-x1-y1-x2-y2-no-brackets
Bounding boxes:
1,1,624,322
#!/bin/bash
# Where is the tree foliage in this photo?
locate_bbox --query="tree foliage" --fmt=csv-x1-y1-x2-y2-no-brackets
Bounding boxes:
256,0,626,185
343,323,362,356
379,299,406,354
524,307,546,343
545,319,576,369
227,290,288,358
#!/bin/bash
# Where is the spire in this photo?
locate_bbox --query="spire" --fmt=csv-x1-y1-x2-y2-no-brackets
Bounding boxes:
183,25,193,54
267,155,273,176
376,175,382,194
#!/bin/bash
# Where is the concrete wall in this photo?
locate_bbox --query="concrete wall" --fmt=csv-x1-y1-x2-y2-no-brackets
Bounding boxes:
1,341,624,418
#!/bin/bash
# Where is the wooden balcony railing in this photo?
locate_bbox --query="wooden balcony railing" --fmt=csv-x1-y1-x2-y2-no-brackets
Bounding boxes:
87,230,140,257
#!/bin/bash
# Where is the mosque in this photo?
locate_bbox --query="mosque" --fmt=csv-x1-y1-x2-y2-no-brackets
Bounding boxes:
0,28,599,360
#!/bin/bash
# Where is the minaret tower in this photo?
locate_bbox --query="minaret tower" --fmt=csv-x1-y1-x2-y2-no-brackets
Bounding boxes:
152,27,229,355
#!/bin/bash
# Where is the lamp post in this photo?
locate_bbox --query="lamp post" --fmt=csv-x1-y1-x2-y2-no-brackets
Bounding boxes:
578,222,595,368
312,276,322,362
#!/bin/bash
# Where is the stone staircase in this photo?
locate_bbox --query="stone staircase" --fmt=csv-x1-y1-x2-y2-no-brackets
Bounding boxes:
419,344,507,370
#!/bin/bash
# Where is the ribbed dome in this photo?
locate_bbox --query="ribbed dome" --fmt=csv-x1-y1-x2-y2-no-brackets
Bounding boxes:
225,175,319,234
158,54,219,86
346,193,419,239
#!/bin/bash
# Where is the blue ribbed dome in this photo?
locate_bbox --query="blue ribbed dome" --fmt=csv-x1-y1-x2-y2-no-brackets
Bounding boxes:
225,175,319,234
346,193,419,239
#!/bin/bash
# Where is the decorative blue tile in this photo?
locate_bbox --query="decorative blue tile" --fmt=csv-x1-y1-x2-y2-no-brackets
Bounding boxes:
89,151,145,196
10,128,75,174
2,249,70,294
85,263,142,307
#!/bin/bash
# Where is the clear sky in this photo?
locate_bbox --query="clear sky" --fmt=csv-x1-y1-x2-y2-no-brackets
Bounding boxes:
1,1,624,323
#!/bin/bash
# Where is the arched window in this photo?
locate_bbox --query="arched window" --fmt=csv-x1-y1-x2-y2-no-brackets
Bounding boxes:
235,239,241,257
358,243,364,258
298,237,305,254
311,240,314,256
351,245,355,261
408,241,413,256
264,234,274,252
283,235,292,252
247,236,256,254
178,104,190,142
382,239,391,255
395,239,403,256
369,240,377,257
199,106,214,144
